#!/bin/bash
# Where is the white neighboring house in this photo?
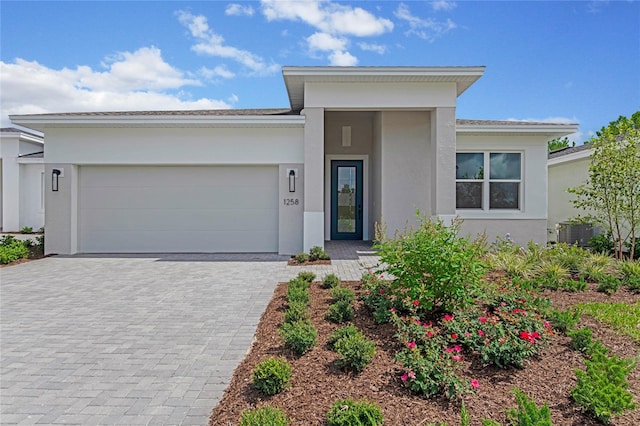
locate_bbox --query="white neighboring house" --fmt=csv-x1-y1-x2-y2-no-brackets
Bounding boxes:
547,144,594,242
10,66,578,255
0,128,45,232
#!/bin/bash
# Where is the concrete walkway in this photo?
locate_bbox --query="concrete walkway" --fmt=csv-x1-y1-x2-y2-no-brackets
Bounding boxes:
1,243,378,425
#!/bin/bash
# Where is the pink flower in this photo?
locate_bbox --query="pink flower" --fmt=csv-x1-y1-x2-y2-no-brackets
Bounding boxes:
479,316,487,323
379,289,385,294
443,314,454,321
445,347,454,353
401,373,408,382
544,321,551,328
408,371,416,379
379,275,384,279
407,341,416,349
532,331,540,339
390,307,395,313
425,331,434,338
413,300,420,306
465,332,471,338
451,333,458,340
478,330,485,337
470,379,480,389
452,355,462,361
453,345,462,352
415,319,422,326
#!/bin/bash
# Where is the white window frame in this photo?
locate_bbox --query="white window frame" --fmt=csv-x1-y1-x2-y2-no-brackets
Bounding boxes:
456,151,523,212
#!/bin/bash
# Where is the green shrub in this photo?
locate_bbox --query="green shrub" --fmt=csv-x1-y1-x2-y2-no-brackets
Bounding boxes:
239,406,290,426
589,233,614,255
572,350,636,424
297,271,316,283
481,420,502,426
294,253,309,263
619,260,640,292
532,261,570,290
567,327,595,354
330,286,356,303
0,236,29,264
548,308,580,333
362,273,393,324
328,325,361,348
288,276,310,290
375,216,486,314
460,401,470,426
596,276,621,295
252,357,292,396
322,273,341,289
284,301,310,324
325,300,355,324
560,278,588,292
19,226,34,234
579,253,617,282
505,389,553,426
326,399,383,426
333,333,376,372
309,245,330,261
286,284,310,305
279,320,317,355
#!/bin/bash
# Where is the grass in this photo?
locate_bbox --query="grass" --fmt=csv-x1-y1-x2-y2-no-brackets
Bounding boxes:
574,301,640,344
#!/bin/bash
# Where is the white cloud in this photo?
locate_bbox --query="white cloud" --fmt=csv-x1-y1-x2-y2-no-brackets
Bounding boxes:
394,3,456,42
431,0,457,12
227,93,239,104
176,10,279,75
199,65,236,79
261,0,393,37
307,32,348,51
261,0,393,65
358,42,386,55
328,50,358,66
225,3,255,16
0,49,230,126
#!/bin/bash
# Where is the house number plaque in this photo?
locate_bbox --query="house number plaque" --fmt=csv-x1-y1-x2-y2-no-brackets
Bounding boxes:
283,198,299,206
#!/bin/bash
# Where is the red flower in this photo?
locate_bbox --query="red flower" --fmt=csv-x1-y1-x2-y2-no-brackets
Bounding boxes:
413,300,420,307
443,314,454,321
407,341,416,349
479,316,487,323
520,331,530,340
478,330,485,337
451,333,458,340
379,289,385,294
470,379,480,389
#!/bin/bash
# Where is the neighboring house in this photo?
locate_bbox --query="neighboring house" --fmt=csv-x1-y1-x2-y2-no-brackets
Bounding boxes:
10,66,577,255
547,144,594,242
0,128,45,232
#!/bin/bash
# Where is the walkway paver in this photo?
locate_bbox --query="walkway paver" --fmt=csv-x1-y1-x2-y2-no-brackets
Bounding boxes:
1,243,377,425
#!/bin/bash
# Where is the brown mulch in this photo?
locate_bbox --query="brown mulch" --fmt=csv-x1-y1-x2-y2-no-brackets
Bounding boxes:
210,280,640,426
287,259,332,266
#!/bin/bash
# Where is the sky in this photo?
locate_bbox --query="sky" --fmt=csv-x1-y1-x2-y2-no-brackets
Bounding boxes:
1,0,639,143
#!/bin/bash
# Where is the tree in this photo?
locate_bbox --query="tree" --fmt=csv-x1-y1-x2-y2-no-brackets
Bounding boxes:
568,112,640,259
548,136,575,152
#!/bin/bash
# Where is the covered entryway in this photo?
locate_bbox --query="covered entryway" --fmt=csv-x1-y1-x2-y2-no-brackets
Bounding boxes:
78,165,278,253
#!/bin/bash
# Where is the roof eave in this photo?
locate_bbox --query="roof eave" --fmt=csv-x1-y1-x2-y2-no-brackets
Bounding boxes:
456,124,579,137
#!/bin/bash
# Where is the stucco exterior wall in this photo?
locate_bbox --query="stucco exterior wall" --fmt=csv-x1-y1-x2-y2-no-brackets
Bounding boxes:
459,219,547,246
19,163,44,230
379,111,431,235
44,127,304,165
547,155,592,240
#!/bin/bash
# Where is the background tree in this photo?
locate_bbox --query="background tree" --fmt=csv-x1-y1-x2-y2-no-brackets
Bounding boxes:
568,112,640,259
548,136,575,152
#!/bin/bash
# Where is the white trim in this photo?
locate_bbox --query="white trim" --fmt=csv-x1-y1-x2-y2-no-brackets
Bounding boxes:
17,157,44,164
456,124,578,137
324,155,369,241
547,148,592,166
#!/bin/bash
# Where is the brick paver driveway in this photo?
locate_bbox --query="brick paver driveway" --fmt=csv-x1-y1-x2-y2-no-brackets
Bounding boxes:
1,254,293,425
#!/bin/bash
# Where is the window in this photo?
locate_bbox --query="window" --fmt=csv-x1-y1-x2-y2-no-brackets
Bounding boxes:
456,152,521,210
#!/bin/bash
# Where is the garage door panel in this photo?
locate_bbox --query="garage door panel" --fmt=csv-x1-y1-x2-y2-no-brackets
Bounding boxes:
79,166,278,253
81,184,277,210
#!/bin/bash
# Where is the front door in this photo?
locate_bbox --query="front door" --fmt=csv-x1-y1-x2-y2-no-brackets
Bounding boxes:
331,160,363,240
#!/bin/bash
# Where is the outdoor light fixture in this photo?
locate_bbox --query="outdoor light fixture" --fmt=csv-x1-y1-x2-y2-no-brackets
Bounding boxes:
342,126,351,147
52,169,61,192
288,169,296,192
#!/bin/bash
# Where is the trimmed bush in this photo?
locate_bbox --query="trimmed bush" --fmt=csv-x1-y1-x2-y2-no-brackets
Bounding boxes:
309,245,330,261
548,308,580,333
239,406,290,426
279,320,317,355
333,333,376,372
322,273,341,289
326,398,383,426
325,300,355,324
328,324,361,348
297,271,316,283
284,301,310,324
567,327,595,354
506,389,553,426
0,236,29,265
330,286,356,303
597,276,621,295
252,357,292,396
294,253,309,264
286,284,310,305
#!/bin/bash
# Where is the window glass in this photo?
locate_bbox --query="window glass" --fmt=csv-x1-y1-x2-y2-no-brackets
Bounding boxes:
489,153,521,180
456,153,484,179
490,182,520,209
456,182,483,209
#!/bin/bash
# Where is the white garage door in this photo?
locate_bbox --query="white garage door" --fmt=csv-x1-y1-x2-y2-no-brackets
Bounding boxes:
79,166,278,253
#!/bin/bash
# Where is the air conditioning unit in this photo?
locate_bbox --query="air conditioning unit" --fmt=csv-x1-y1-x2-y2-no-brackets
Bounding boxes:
558,222,598,247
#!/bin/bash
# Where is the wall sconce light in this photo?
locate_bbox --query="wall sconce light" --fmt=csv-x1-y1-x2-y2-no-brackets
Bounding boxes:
288,169,296,192
342,126,351,147
52,169,61,192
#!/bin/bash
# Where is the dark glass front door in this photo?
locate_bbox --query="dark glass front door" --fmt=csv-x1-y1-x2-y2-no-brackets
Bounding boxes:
331,160,363,240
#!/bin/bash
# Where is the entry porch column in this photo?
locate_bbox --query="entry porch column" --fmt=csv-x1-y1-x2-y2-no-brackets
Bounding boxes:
302,107,325,251
430,107,457,223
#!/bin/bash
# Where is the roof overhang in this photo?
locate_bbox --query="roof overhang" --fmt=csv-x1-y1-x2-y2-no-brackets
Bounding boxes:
548,147,593,166
9,113,305,132
456,122,579,138
282,66,486,112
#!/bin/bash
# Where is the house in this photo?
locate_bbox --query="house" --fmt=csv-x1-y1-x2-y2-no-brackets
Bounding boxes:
0,128,45,232
547,144,594,242
10,66,577,255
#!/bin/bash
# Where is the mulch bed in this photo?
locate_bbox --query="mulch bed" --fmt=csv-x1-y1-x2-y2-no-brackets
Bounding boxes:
287,259,332,266
210,280,640,426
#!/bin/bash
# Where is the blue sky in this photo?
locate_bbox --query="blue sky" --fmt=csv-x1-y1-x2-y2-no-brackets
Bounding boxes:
1,0,638,143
